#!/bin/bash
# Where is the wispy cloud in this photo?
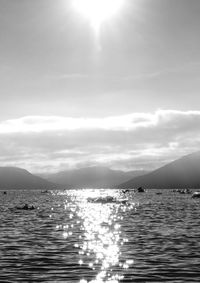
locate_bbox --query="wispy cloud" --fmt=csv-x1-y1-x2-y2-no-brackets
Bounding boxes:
55,73,91,80
51,61,200,86
123,62,200,81
0,110,200,173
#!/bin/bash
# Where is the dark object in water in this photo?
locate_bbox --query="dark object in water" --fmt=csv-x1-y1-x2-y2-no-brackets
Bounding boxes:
41,190,48,193
156,192,162,195
178,188,191,194
137,187,145,193
3,191,7,195
122,189,129,194
192,192,200,198
88,196,128,204
16,204,35,210
173,188,192,194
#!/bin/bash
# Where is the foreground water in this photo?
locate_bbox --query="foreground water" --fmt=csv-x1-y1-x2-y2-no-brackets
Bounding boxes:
0,189,200,283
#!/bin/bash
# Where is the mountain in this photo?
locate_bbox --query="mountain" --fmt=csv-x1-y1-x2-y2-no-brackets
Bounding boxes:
118,151,200,189
44,166,148,188
0,167,58,190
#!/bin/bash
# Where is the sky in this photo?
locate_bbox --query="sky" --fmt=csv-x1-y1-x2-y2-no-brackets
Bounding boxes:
0,0,200,173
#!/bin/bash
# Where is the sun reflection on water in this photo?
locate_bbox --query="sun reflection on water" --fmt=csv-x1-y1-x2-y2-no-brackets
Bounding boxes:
59,189,134,282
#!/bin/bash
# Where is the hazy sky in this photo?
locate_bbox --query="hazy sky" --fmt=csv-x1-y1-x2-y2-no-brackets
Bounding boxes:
1,0,200,172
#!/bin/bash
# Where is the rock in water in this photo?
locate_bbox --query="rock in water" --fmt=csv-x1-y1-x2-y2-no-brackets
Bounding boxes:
192,192,200,198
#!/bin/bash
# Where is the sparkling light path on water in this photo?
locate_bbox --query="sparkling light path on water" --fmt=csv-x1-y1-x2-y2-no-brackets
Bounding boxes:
58,189,135,283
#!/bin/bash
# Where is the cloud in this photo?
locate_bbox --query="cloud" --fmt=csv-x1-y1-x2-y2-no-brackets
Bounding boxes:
123,61,200,81
0,110,200,173
0,113,154,133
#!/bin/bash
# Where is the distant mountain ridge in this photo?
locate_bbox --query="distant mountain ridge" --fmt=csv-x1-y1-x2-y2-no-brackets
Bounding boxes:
118,151,200,189
4,151,200,190
44,166,148,188
0,167,58,190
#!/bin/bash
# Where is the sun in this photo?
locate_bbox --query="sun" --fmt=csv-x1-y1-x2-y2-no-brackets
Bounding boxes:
73,0,124,33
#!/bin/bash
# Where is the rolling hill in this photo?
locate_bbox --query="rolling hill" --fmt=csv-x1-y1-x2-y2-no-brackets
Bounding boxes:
0,167,58,190
44,166,148,188
118,151,200,189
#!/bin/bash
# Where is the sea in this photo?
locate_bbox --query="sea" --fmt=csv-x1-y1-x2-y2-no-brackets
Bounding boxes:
0,189,200,283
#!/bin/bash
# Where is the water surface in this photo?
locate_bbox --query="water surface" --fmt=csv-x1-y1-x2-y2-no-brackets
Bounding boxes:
0,189,200,282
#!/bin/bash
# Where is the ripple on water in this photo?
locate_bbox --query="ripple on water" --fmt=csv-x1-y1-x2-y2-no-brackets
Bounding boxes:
0,189,200,282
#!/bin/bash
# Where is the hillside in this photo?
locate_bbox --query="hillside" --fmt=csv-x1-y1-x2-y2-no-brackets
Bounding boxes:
118,151,200,189
44,166,147,188
0,167,57,190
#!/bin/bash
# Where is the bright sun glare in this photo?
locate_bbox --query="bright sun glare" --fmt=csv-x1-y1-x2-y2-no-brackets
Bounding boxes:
73,0,124,33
